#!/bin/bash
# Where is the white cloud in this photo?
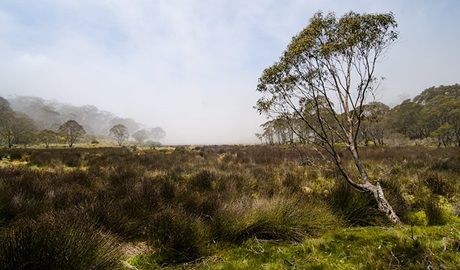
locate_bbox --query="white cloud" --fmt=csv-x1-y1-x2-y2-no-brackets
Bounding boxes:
0,0,459,144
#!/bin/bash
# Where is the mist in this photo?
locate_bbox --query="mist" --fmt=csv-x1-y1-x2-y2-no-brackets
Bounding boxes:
1,0,459,144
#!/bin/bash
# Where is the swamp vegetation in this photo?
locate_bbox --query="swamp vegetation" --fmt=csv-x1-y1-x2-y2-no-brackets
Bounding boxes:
0,145,460,269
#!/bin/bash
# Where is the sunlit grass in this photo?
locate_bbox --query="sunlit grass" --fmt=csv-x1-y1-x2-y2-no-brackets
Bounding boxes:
129,224,460,269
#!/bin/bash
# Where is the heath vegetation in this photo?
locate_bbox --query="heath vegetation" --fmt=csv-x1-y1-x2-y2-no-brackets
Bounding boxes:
0,145,459,269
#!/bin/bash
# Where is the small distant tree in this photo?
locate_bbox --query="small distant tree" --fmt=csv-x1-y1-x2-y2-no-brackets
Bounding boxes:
37,129,57,148
145,140,161,149
132,129,149,144
11,113,37,147
150,127,166,142
58,120,86,147
0,112,16,148
109,124,129,146
0,111,37,148
361,102,390,145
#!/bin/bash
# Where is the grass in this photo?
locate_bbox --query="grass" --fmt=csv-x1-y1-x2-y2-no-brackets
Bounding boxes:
0,145,459,268
127,224,460,269
0,211,121,270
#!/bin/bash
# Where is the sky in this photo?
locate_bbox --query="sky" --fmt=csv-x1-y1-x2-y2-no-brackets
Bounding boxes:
0,0,459,145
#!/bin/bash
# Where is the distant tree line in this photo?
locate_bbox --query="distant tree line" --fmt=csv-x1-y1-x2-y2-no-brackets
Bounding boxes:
257,84,460,147
0,97,165,148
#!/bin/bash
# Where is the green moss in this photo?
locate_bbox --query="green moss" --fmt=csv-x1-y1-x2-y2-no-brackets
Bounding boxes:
407,210,428,226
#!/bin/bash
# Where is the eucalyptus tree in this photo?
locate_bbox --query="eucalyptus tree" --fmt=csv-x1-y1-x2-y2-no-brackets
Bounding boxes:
361,102,390,145
150,127,166,143
415,85,460,146
0,111,36,148
132,129,149,144
58,120,86,147
37,129,57,148
109,124,130,146
256,11,400,223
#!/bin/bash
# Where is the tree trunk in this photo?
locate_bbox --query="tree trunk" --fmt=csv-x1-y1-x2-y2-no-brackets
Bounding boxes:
349,145,401,223
363,182,401,223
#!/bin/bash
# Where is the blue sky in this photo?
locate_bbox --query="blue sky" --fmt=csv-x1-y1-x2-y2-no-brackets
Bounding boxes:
0,0,459,144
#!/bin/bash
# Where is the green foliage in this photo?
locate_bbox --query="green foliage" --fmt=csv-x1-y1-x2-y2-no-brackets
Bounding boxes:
109,124,129,146
390,84,460,145
425,197,449,226
256,11,398,145
58,120,86,147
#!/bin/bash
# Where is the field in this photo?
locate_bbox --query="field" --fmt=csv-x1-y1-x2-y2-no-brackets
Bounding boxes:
1,145,460,269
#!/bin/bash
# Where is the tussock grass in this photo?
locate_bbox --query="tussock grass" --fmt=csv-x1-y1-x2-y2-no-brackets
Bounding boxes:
0,145,459,268
0,211,122,270
147,207,207,264
328,180,389,226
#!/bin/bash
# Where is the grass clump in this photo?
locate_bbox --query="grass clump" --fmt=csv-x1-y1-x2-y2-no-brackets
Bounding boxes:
211,195,339,243
328,180,388,226
147,207,208,264
425,196,450,226
0,212,121,270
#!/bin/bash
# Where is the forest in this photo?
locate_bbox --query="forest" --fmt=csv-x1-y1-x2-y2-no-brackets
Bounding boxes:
0,96,165,149
257,84,460,148
1,84,459,150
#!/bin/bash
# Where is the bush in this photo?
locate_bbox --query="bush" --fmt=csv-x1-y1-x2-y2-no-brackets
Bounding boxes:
425,197,449,226
88,200,146,241
29,151,53,166
424,172,456,197
0,213,122,270
190,169,214,191
62,151,83,167
9,151,22,161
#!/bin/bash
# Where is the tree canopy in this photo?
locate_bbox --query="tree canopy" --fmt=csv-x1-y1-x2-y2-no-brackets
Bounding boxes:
256,11,400,223
58,120,86,148
109,124,129,146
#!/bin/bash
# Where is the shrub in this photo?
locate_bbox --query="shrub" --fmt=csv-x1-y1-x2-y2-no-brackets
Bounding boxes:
282,172,303,193
29,151,53,166
189,169,214,191
0,213,122,270
62,151,83,167
9,151,22,161
424,172,456,197
425,197,449,226
379,178,410,223
432,156,460,173
0,168,52,224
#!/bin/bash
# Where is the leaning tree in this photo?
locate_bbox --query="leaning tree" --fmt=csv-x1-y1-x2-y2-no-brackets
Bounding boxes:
256,11,400,223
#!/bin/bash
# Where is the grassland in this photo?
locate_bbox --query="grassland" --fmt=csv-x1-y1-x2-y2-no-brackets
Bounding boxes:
0,145,459,269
